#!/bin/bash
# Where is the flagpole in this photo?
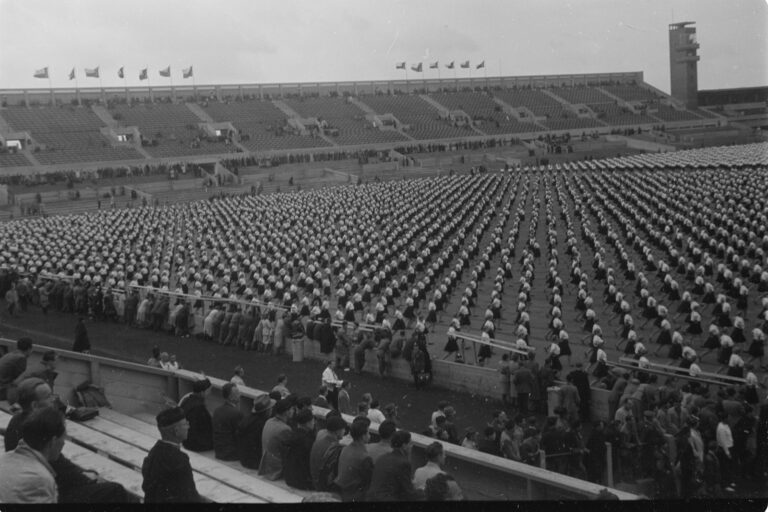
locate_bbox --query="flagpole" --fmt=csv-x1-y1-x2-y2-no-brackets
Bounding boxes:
74,66,80,106
169,70,174,102
146,66,152,102
405,67,409,94
47,68,53,105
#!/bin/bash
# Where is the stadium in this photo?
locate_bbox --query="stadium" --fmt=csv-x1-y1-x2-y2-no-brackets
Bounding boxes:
0,1,767,505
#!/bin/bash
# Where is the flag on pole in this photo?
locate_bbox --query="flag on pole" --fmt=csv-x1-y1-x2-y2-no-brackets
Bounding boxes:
476,61,485,69
429,61,439,69
460,61,470,68
69,68,76,80
159,66,171,77
395,62,406,69
85,66,99,78
445,61,455,69
118,67,124,79
182,66,193,79
411,63,422,72
33,67,49,79
139,68,148,80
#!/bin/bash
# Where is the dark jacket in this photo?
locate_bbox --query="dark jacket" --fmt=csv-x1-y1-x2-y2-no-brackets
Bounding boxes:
282,426,316,490
513,367,534,395
142,440,203,503
237,410,270,470
212,402,243,461
316,322,336,354
179,393,214,452
366,448,422,502
72,322,91,353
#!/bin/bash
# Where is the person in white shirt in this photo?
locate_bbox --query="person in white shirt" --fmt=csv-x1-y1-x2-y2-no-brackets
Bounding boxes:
230,365,245,387
367,399,386,424
321,360,343,410
413,442,450,490
715,413,736,491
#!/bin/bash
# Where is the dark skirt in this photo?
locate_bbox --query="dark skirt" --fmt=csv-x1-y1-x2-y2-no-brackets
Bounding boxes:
748,340,764,358
731,328,746,344
478,344,492,359
444,336,459,353
426,310,437,323
686,322,703,335
558,340,572,356
745,386,759,405
703,334,720,349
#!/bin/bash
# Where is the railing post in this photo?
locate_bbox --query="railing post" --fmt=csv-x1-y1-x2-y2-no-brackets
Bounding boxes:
90,359,101,387
539,449,546,469
605,442,614,488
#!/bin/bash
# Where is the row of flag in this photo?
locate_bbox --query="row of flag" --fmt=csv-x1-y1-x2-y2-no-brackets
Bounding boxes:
396,60,485,72
33,66,194,80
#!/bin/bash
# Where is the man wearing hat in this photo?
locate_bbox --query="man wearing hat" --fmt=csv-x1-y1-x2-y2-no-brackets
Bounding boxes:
237,394,276,470
142,407,203,503
259,398,295,480
212,383,243,461
178,378,214,452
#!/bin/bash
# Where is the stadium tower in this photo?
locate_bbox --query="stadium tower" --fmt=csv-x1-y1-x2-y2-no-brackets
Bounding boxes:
668,21,700,109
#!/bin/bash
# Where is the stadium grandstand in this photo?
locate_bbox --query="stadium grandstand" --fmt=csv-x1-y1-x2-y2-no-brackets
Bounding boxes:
1,21,768,505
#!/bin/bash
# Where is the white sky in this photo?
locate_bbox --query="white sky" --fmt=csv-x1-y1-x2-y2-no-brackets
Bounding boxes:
0,0,766,93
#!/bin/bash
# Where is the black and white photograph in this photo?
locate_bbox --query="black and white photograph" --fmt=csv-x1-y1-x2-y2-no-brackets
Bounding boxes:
0,0,767,506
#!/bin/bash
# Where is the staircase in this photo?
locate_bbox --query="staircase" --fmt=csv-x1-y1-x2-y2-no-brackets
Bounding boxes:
185,102,215,123
91,105,119,129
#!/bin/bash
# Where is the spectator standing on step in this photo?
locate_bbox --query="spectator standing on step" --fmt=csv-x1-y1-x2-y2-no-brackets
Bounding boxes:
178,378,214,452
237,394,275,470
212,383,243,461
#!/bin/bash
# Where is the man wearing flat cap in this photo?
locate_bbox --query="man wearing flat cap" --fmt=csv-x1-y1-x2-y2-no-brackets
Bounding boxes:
142,407,203,503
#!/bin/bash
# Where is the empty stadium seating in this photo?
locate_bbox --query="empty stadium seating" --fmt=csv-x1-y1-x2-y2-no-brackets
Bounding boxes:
111,103,233,157
0,151,31,167
428,91,543,135
601,84,663,102
202,99,331,151
283,96,409,145
1,106,144,164
359,94,472,140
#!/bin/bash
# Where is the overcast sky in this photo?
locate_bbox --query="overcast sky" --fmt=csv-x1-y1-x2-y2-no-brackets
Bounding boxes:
0,0,765,93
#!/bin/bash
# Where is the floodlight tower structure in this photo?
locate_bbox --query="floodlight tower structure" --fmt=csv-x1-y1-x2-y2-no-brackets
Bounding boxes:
669,21,700,109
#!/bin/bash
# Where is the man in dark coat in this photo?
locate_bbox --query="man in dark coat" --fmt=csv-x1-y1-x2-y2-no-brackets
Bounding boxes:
237,394,275,469
513,364,534,414
316,317,336,355
366,430,423,501
282,408,316,490
72,318,91,353
142,407,203,503
212,383,243,461
179,378,214,452
567,363,592,422
123,290,139,326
